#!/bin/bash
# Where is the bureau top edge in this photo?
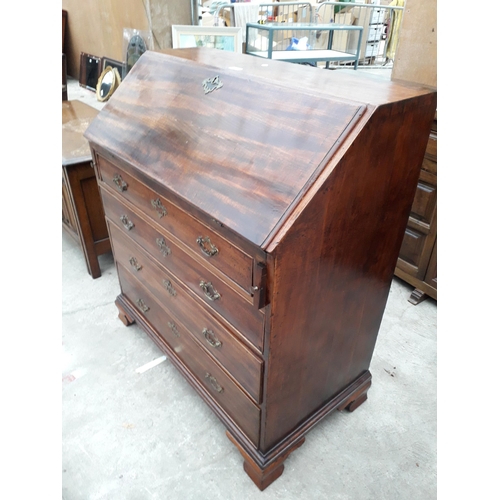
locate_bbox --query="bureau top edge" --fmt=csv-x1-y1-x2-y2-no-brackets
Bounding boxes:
84,51,368,248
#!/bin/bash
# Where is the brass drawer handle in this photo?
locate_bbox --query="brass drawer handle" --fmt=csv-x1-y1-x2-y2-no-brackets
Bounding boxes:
205,372,224,393
196,236,219,257
168,321,180,337
203,328,222,349
163,279,177,297
199,280,220,301
129,257,142,271
156,237,171,257
136,299,150,313
120,215,135,231
151,198,168,218
113,173,128,192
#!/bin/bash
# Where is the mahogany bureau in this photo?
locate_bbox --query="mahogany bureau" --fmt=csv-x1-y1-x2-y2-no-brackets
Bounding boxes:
62,100,111,278
84,49,437,490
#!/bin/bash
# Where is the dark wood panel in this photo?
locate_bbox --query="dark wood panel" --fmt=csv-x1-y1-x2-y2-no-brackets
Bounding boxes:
424,240,437,291
62,174,78,238
81,175,108,242
101,186,265,350
260,93,437,451
109,222,263,402
85,51,365,246
117,263,261,445
398,227,427,271
97,154,254,292
409,179,436,226
160,48,436,106
87,48,438,489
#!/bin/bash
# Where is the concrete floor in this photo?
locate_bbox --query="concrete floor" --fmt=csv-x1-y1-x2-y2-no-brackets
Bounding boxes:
62,69,436,499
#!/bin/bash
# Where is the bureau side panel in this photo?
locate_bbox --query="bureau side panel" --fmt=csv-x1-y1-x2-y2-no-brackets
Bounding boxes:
261,93,437,451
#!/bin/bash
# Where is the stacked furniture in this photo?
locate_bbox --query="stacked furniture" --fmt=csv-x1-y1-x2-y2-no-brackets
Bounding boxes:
395,116,437,304
84,48,436,490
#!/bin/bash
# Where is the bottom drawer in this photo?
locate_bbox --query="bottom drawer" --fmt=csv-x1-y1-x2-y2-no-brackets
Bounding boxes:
117,262,261,445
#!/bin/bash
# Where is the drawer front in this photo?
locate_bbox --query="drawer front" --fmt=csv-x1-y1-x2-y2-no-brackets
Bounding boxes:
98,155,253,292
398,226,427,270
102,188,265,351
117,263,261,445
409,180,436,226
421,156,436,176
110,222,263,403
425,134,437,162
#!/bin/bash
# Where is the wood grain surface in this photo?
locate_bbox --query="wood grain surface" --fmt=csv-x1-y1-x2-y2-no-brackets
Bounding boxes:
85,51,364,246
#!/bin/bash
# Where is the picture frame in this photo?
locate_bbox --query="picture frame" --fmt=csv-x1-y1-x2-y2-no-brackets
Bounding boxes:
171,25,243,53
79,52,102,92
102,57,126,81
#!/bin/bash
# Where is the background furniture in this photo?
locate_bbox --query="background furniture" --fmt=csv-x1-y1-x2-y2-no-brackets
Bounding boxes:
395,117,437,304
62,100,111,279
62,54,68,101
62,9,68,101
84,49,436,490
391,0,437,304
245,22,362,67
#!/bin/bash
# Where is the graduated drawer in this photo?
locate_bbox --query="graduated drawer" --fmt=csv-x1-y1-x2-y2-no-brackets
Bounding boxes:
117,263,261,446
109,222,263,403
102,187,265,351
398,226,428,269
98,154,253,292
409,179,436,227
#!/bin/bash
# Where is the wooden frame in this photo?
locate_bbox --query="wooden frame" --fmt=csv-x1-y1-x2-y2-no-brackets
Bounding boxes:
171,25,242,53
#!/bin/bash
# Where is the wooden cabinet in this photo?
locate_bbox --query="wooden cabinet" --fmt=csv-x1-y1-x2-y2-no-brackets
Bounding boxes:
63,100,111,278
84,48,436,490
395,117,437,304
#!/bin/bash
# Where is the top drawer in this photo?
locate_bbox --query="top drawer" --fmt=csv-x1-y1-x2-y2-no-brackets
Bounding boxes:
97,154,253,292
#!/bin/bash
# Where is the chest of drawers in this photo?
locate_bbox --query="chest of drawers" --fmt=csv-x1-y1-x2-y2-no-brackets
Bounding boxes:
84,49,436,490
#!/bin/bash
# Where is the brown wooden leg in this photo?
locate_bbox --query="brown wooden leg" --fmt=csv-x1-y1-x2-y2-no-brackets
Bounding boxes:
116,298,135,326
63,162,110,279
338,375,371,412
408,288,428,305
345,390,368,412
226,431,305,491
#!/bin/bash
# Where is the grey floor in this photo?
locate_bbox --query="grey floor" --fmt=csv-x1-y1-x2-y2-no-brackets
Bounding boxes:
62,69,437,500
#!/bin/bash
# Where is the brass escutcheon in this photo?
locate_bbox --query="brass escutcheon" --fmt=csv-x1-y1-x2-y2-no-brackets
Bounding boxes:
120,215,134,231
136,299,149,313
203,328,222,348
151,198,167,218
202,76,223,94
129,257,142,271
168,321,180,338
205,372,224,393
112,173,128,192
163,279,177,297
199,280,220,301
156,238,171,257
196,236,218,257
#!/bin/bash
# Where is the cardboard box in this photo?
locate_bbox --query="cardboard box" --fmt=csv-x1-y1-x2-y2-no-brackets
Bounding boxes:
323,12,355,52
276,13,297,41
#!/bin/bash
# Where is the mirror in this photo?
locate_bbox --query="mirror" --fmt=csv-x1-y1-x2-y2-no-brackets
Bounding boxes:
96,66,121,102
126,34,147,74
